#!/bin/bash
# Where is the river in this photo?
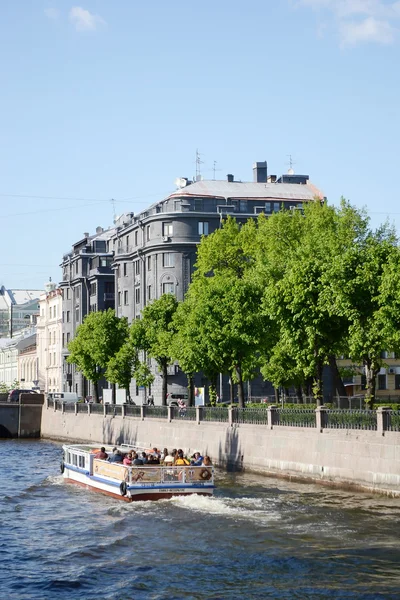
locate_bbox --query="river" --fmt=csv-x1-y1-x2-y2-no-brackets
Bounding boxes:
1,439,400,599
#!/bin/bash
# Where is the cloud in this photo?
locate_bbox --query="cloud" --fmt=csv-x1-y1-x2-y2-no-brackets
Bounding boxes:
297,0,400,45
44,7,60,20
69,6,106,31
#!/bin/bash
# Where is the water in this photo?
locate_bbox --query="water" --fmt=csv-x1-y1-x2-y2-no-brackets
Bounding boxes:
1,440,400,600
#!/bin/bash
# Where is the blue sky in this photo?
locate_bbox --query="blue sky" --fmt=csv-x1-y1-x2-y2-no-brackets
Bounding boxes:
1,0,400,289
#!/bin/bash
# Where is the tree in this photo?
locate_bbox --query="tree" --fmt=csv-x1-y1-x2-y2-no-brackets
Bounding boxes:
67,309,128,403
129,294,178,406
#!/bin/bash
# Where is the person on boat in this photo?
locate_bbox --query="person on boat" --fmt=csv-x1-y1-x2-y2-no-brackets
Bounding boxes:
163,451,174,465
202,455,212,466
108,448,123,463
160,447,168,461
123,452,133,466
174,449,190,466
94,447,108,460
132,453,144,466
190,452,203,466
147,454,160,465
140,452,148,464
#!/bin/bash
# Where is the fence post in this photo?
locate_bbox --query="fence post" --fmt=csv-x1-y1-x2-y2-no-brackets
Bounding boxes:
267,405,278,429
74,402,78,416
61,402,65,415
54,400,57,412
228,406,233,426
141,404,145,421
122,403,126,418
196,406,201,424
168,406,172,422
315,405,328,431
377,406,391,435
103,403,107,417
88,403,91,416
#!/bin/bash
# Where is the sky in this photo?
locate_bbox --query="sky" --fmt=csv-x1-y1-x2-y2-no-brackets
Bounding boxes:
1,0,400,290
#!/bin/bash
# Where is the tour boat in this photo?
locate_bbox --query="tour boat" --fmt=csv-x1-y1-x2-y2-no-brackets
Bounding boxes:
61,444,215,502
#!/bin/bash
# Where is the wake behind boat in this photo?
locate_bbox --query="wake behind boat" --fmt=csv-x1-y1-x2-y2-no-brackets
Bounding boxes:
61,444,215,502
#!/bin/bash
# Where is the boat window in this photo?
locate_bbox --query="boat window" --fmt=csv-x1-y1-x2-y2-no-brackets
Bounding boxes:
73,454,78,466
79,455,85,468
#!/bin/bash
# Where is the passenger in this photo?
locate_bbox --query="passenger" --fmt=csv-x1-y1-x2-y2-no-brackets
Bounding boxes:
94,446,108,460
171,449,178,461
163,451,175,465
132,453,144,466
174,449,190,466
152,447,161,458
150,454,160,465
202,455,212,466
108,448,123,463
161,447,169,461
141,452,148,464
123,452,133,466
190,451,203,466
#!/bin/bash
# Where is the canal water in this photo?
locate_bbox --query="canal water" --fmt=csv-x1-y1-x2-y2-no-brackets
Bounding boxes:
1,440,400,600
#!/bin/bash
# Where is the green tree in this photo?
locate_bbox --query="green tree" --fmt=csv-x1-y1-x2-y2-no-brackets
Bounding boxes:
129,294,179,405
67,309,128,403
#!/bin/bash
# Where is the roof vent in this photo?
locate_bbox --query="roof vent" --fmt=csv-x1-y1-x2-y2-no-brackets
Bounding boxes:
227,174,234,182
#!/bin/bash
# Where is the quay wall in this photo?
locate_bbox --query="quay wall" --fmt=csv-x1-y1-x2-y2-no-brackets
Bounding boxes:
0,396,44,438
41,407,400,496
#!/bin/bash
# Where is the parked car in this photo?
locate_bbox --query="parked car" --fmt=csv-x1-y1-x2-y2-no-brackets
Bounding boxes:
7,389,38,403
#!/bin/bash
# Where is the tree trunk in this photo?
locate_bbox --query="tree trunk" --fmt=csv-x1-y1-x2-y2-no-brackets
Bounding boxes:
235,363,245,409
111,383,116,405
274,387,280,404
229,376,234,404
295,385,303,404
364,357,379,408
161,361,168,406
328,354,347,399
93,381,99,403
313,359,324,406
209,374,218,406
187,373,195,407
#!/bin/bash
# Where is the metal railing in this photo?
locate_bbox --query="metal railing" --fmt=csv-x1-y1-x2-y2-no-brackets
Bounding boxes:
388,411,400,432
125,405,142,418
63,402,76,413
201,407,229,423
325,409,377,430
105,404,122,416
171,406,197,421
145,406,169,419
276,408,316,428
90,403,104,414
233,407,268,425
77,403,88,414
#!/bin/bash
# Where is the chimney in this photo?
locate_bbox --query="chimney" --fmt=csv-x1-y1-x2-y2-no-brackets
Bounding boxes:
84,232,89,238
253,161,268,183
267,175,277,183
227,174,234,182
96,226,103,234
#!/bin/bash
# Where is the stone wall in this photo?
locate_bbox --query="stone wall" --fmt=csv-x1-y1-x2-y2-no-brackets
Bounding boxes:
40,406,400,496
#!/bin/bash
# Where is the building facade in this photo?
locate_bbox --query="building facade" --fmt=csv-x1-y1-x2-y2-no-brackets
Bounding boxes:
0,287,43,338
59,226,116,397
37,280,63,393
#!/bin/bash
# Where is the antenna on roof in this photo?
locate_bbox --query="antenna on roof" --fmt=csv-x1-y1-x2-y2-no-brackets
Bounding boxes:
212,160,222,180
195,149,204,181
286,154,296,174
110,198,117,223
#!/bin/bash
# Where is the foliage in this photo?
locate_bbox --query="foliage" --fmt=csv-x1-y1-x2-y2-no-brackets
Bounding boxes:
0,380,19,394
67,309,128,402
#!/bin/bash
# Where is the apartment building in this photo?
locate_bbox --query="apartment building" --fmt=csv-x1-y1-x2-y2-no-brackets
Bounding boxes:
37,280,63,393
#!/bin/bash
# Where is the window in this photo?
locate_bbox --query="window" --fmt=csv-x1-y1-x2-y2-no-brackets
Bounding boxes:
135,288,140,304
67,288,70,300
380,350,388,359
126,235,129,250
118,292,121,307
194,198,203,211
163,253,174,267
163,282,174,295
124,290,128,305
147,256,151,271
75,287,80,300
198,222,209,235
75,307,79,322
395,375,400,390
264,202,271,213
66,311,70,323
135,261,140,275
135,230,138,246
90,282,97,296
239,200,248,212
67,332,70,344
147,285,152,301
163,222,173,236
378,374,387,390
174,200,181,211
62,333,65,347
146,225,150,241
273,202,280,212
123,263,127,276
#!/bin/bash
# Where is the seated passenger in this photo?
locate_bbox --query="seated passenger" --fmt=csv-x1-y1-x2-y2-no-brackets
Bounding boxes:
123,452,133,466
147,454,160,465
190,451,203,466
141,452,148,464
132,453,144,466
108,448,123,463
94,446,108,460
161,447,169,461
163,452,175,465
174,449,190,466
202,455,212,466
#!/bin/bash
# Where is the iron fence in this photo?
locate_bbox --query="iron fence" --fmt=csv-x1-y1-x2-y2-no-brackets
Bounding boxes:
104,404,122,416
233,407,268,425
63,402,76,413
388,411,400,432
276,408,316,427
125,405,142,418
171,406,197,421
326,409,377,430
145,406,169,419
201,406,229,423
90,403,104,414
76,403,88,414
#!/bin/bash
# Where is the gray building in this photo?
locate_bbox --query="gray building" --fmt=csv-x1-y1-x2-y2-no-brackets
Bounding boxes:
60,226,116,397
111,162,325,403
